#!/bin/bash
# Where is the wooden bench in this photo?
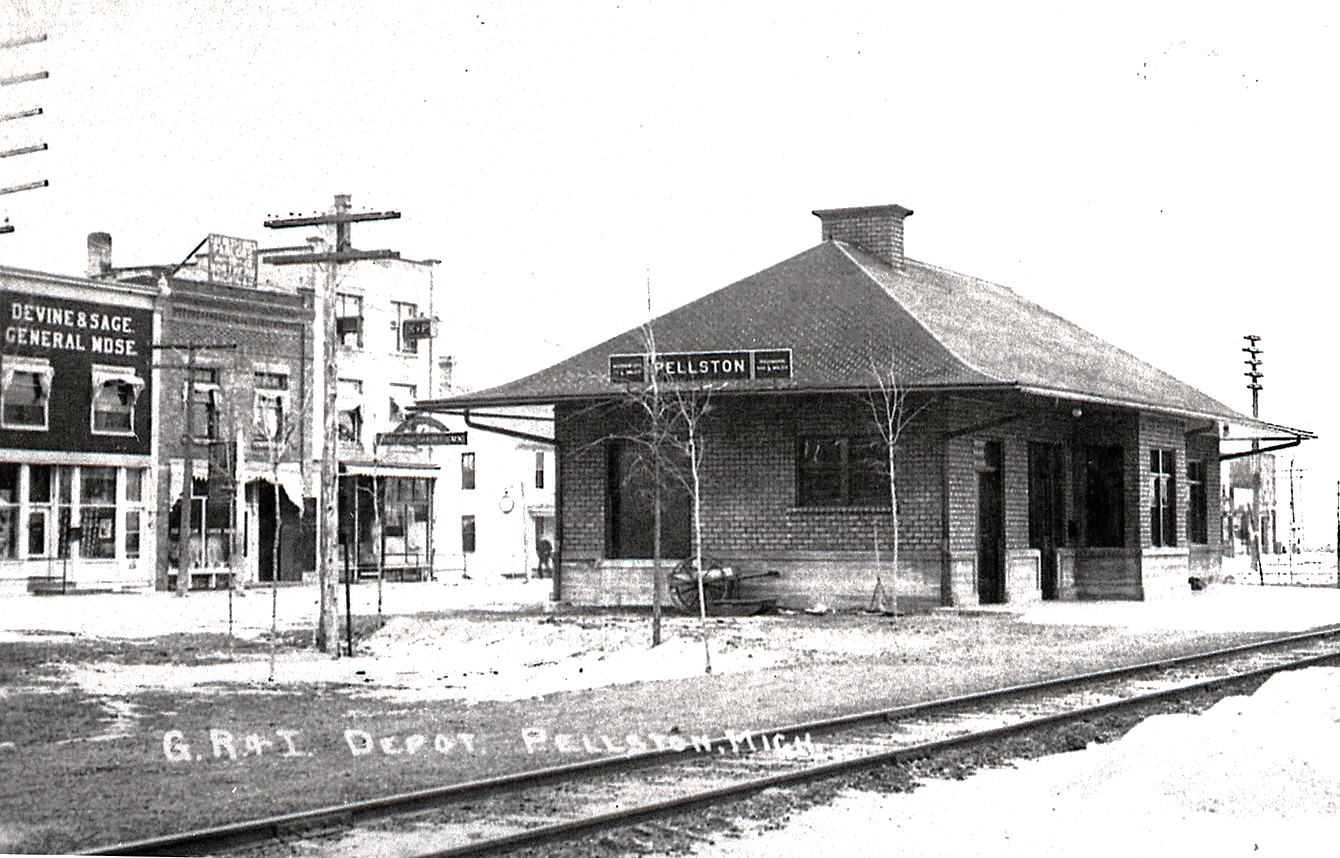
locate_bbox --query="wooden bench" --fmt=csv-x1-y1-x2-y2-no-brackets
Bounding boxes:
166,570,235,591
350,551,432,583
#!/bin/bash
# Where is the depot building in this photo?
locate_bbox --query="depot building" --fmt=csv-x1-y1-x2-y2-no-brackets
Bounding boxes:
419,203,1312,610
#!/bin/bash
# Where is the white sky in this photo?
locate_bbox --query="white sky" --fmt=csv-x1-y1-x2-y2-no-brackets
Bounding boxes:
1,1,1337,542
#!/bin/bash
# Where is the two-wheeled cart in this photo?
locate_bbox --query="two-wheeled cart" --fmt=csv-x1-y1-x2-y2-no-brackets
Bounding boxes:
668,557,780,615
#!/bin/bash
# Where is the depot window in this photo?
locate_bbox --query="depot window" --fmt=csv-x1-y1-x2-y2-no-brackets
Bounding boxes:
796,435,886,507
1,357,53,430
91,365,145,435
461,452,476,490
1150,448,1177,547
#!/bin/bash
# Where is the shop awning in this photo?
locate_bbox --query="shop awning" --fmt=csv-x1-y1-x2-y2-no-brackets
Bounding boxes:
341,462,439,478
92,364,145,398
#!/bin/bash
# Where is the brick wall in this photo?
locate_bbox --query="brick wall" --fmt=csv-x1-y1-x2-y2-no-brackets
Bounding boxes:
155,280,314,588
814,205,910,267
555,393,1218,607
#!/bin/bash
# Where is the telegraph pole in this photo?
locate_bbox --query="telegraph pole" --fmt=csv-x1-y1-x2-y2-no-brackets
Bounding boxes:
0,32,48,233
153,342,238,596
1243,335,1264,583
265,195,401,656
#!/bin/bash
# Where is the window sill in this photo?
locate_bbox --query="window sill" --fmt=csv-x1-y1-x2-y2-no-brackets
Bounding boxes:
1,423,48,432
788,505,892,514
92,429,136,438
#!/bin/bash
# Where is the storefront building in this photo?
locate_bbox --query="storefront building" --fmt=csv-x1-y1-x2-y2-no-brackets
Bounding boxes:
420,203,1312,609
0,264,157,594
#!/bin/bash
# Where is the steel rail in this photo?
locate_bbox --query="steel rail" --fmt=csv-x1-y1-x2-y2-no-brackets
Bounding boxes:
84,623,1340,857
420,639,1340,857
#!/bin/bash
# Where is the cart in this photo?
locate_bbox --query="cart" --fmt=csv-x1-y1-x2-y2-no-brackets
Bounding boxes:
668,557,780,615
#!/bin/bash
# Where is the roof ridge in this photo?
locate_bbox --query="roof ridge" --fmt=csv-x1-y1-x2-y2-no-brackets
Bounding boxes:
904,254,1246,414
831,241,1004,385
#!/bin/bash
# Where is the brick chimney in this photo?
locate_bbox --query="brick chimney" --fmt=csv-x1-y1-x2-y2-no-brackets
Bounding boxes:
812,204,913,268
86,232,112,277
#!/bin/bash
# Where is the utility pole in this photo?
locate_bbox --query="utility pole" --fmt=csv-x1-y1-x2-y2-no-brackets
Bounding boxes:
265,195,401,656
1243,334,1264,583
153,342,238,596
0,32,48,233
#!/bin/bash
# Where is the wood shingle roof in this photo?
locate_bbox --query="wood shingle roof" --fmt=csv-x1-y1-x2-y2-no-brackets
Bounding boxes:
423,238,1301,432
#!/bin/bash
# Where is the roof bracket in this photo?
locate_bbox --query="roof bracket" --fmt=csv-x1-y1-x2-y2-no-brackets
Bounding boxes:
941,411,1028,441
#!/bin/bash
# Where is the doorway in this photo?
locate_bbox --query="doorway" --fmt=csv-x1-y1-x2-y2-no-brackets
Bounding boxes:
252,481,303,582
977,441,1006,604
1028,442,1066,600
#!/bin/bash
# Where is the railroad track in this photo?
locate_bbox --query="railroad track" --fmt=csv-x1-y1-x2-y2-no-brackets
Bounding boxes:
87,625,1340,857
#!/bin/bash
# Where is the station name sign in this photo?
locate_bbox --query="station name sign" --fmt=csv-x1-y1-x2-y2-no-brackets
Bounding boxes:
609,348,792,383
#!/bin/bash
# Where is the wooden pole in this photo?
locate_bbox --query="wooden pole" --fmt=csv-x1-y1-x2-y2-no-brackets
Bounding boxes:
177,349,196,597
316,217,340,654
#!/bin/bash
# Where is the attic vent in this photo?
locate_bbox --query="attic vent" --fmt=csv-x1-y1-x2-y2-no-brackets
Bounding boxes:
812,204,913,269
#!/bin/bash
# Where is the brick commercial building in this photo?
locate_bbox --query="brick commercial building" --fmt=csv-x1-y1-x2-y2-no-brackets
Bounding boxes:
422,203,1315,609
0,262,157,594
110,222,443,590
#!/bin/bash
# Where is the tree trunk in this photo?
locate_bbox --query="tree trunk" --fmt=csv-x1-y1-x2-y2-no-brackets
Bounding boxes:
690,432,711,674
652,466,664,647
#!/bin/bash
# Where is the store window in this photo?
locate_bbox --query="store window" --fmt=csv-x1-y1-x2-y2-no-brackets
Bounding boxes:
336,293,364,348
0,463,17,558
253,371,289,445
461,515,476,553
1150,449,1176,547
125,468,145,559
28,464,51,557
80,466,118,559
337,378,363,445
461,452,476,490
796,435,886,507
534,451,545,490
391,301,420,354
188,368,219,441
56,467,74,559
1,357,53,429
91,366,145,435
389,383,417,423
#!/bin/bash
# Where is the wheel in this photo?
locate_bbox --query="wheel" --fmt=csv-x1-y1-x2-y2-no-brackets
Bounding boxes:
670,557,729,613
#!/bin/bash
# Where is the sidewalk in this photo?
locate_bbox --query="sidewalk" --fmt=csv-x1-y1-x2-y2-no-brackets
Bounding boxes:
1011,582,1340,633
3,577,1339,642
0,578,556,641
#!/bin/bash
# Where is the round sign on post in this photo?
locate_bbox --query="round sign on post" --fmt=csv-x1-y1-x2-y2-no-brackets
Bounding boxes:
498,490,515,514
